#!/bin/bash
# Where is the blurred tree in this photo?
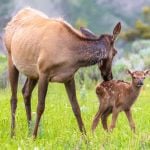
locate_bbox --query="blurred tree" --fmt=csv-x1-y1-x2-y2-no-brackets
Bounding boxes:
65,0,101,32
121,6,150,41
0,0,14,32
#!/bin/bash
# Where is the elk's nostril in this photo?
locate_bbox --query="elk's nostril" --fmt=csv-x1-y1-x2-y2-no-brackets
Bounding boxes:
137,80,143,86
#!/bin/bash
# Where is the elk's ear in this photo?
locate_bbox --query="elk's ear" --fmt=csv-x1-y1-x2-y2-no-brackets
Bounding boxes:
144,69,150,76
80,27,97,39
113,22,121,40
127,69,133,75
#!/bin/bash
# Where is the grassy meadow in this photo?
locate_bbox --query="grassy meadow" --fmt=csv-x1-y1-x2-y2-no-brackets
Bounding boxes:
0,79,150,150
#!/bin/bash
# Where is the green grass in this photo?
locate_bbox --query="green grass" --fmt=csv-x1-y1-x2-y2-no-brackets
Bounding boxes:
0,55,7,73
0,80,150,150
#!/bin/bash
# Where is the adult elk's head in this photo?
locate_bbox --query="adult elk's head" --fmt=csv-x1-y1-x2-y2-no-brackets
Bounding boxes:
99,22,121,81
80,22,121,81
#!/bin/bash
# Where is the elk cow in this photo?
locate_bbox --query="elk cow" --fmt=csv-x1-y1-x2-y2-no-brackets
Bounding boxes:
92,70,150,132
4,7,121,138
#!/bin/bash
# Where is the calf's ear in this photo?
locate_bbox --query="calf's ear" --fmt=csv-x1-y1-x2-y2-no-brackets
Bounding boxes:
127,69,133,75
113,22,121,40
144,69,150,76
80,27,97,39
96,85,101,94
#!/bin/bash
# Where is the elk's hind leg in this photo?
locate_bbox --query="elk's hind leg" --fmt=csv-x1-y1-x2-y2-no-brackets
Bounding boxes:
8,55,19,137
33,73,49,138
109,108,119,131
22,78,37,127
91,106,102,132
91,103,108,132
101,107,112,131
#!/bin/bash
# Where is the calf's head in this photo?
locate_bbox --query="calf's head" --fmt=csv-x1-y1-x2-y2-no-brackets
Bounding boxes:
128,69,150,88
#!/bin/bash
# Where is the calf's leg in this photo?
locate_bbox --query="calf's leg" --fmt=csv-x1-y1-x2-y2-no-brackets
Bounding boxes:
125,109,135,132
92,103,108,131
109,108,119,131
101,108,112,131
91,106,102,131
65,78,86,134
8,56,19,137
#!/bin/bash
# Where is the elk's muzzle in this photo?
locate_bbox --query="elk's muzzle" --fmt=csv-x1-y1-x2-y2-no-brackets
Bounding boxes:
102,72,113,81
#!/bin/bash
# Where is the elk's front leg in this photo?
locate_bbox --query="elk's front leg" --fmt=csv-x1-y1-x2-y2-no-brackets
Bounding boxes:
125,109,135,132
33,73,48,138
65,77,86,134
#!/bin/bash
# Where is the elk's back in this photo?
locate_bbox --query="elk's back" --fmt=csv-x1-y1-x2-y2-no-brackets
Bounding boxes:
96,80,131,105
4,7,79,79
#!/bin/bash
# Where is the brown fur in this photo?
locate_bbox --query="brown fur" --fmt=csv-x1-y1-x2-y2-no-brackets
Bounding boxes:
92,70,150,132
4,7,121,138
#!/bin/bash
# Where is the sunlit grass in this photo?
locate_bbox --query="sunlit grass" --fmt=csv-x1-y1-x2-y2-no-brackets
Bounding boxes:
0,79,150,149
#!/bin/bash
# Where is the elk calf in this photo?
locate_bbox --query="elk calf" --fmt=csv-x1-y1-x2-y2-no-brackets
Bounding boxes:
92,70,150,132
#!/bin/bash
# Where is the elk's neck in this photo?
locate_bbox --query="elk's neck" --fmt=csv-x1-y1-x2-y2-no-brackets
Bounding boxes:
77,40,107,67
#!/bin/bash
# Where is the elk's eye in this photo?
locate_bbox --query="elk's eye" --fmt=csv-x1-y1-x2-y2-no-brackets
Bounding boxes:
113,50,117,56
110,41,114,45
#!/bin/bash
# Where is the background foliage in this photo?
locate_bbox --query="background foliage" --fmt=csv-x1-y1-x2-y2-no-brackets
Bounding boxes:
0,0,149,88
